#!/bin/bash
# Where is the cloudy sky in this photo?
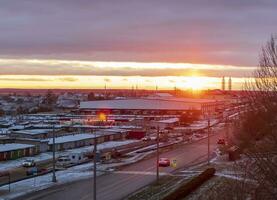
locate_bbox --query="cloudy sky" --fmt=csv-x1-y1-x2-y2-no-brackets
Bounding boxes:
0,0,276,89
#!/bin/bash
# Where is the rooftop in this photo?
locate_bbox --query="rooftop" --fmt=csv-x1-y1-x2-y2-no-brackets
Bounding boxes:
80,98,218,111
44,133,95,145
158,118,179,123
13,129,53,135
0,143,35,153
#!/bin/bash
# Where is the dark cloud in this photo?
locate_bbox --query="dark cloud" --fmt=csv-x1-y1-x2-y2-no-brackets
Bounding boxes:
0,0,276,66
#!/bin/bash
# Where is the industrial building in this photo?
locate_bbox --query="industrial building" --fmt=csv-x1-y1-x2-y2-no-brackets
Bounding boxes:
79,98,224,115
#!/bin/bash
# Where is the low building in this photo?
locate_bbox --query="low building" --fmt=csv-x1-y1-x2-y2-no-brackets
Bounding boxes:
0,143,38,161
10,128,64,140
14,138,49,153
44,128,130,151
98,128,128,142
44,133,95,151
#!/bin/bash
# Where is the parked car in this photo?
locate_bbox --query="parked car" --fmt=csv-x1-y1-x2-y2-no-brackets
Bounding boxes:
56,156,71,167
158,158,170,167
22,159,36,168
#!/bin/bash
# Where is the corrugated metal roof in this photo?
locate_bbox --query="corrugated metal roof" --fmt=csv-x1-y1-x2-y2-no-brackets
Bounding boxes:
0,143,35,152
80,99,209,111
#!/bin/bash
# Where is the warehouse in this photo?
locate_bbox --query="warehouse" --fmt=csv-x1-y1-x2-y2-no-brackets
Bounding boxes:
79,98,223,115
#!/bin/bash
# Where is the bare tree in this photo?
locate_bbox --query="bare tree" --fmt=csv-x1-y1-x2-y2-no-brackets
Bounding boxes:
231,35,277,199
201,36,277,200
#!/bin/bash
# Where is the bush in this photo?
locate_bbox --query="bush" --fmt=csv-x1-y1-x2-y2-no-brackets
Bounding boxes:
163,168,216,200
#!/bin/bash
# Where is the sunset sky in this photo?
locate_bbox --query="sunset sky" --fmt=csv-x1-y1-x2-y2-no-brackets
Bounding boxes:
1,0,277,90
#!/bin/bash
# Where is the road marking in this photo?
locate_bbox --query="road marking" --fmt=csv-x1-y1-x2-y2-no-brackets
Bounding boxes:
80,193,92,200
23,187,65,200
113,170,170,176
97,164,156,192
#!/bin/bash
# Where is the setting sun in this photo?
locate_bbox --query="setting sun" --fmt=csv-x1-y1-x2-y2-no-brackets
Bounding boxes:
184,77,206,90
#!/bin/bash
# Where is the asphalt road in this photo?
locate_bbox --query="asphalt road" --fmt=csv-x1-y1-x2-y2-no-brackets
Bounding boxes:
16,129,222,200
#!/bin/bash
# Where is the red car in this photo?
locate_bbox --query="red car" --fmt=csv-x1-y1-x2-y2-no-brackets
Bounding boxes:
217,138,226,145
158,158,170,167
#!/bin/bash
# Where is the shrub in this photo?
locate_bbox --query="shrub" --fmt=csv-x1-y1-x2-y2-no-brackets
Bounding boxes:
163,168,216,200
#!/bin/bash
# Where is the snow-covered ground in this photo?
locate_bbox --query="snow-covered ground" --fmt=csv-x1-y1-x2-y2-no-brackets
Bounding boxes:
0,145,154,200
0,140,138,171
0,163,96,200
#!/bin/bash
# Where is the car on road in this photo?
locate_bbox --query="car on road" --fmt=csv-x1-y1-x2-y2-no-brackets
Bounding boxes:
22,159,36,167
217,138,226,145
158,158,170,167
26,167,48,176
141,136,151,142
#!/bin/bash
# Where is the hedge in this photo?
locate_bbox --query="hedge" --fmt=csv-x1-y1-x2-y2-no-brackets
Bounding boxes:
163,168,216,200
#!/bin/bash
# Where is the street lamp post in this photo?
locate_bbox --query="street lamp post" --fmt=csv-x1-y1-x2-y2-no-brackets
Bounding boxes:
203,104,211,165
93,128,97,200
52,125,57,182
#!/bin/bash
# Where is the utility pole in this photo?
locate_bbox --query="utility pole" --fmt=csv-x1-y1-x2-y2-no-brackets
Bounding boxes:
52,125,57,182
156,126,160,184
93,129,97,200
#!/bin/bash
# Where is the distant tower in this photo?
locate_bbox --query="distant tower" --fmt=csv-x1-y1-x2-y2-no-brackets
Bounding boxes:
104,83,107,98
135,84,138,97
222,76,225,91
131,85,134,96
228,77,232,91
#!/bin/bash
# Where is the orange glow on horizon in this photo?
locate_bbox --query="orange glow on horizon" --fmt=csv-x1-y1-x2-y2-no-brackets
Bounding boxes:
0,75,248,90
0,58,254,90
